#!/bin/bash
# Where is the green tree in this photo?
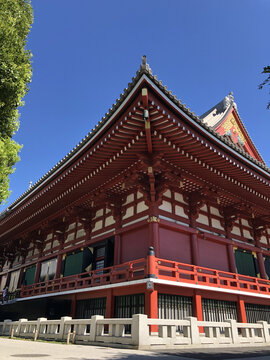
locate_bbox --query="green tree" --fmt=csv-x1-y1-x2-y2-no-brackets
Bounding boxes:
258,66,270,109
0,0,33,203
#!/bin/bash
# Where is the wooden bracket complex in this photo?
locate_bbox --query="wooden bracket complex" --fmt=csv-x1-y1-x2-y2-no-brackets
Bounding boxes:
142,88,152,154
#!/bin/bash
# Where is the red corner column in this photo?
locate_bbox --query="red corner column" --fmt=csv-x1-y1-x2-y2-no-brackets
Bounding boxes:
145,246,158,332
105,289,114,318
256,251,267,279
148,216,160,257
227,244,237,273
238,296,247,323
190,232,199,265
193,292,204,333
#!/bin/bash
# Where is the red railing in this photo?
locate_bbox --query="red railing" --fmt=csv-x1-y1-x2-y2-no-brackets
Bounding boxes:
19,256,270,298
20,258,147,298
155,258,270,295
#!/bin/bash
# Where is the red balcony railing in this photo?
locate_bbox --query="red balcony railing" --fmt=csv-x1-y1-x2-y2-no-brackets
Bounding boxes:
20,258,147,298
16,255,270,298
155,258,270,295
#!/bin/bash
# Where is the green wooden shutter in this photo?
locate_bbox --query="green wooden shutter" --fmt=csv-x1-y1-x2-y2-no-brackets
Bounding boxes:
234,249,256,277
24,265,36,285
264,256,270,279
63,251,83,277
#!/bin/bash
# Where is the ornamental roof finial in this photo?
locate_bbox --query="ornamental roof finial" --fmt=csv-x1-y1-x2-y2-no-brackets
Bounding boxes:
140,55,152,74
223,91,235,109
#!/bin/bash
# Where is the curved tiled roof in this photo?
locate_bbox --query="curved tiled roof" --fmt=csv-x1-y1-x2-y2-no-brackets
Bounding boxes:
1,56,270,219
200,93,265,164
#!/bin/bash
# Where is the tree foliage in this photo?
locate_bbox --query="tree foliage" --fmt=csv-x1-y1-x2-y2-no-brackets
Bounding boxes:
0,0,33,203
258,66,270,110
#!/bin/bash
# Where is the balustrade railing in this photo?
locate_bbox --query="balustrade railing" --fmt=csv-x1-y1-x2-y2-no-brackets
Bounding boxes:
20,258,147,297
1,315,269,349
155,258,270,295
2,255,270,300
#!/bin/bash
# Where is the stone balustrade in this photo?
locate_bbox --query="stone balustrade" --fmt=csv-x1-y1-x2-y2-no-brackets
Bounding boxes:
0,315,270,349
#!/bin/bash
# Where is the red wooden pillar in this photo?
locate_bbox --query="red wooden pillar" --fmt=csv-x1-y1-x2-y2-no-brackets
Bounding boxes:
257,252,267,279
148,220,160,257
145,286,158,333
105,289,114,318
190,233,199,265
146,246,158,331
34,261,41,283
17,267,25,289
113,233,121,265
55,253,63,279
147,247,158,284
193,293,204,333
145,288,158,318
70,295,77,318
227,244,237,273
238,297,247,323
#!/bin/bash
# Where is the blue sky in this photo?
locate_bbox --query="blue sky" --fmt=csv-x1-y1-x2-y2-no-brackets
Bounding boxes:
2,0,270,211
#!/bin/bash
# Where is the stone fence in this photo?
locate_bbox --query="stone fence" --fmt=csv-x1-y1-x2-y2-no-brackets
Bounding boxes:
0,315,270,349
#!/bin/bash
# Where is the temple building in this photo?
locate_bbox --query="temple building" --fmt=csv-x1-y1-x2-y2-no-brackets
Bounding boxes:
1,57,270,325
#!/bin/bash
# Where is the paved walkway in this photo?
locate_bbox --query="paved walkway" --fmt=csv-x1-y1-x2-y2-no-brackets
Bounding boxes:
1,338,270,360
0,338,174,360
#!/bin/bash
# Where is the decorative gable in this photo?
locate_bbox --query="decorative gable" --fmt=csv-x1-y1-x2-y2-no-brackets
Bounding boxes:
215,109,262,162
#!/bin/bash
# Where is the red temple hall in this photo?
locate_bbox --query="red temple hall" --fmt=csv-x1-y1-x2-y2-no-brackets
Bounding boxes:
1,56,270,325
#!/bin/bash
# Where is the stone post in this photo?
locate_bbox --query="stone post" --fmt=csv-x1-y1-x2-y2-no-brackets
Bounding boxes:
226,319,239,344
59,316,72,340
257,321,270,343
17,318,27,337
185,317,201,345
3,319,12,335
36,317,47,339
89,315,104,342
131,314,149,349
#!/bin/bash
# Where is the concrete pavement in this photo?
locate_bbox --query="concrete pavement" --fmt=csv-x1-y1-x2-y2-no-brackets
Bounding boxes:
1,338,270,360
0,338,175,360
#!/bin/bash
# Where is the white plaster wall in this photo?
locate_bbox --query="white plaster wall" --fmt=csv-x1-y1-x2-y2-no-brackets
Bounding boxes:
231,226,241,236
76,229,86,238
137,191,143,199
175,205,189,219
122,207,134,220
261,236,268,244
159,200,172,213
123,193,134,205
105,215,116,226
210,206,221,217
92,219,103,232
94,209,103,219
243,229,252,239
211,218,224,230
197,213,209,226
163,189,172,198
174,192,186,203
137,201,148,213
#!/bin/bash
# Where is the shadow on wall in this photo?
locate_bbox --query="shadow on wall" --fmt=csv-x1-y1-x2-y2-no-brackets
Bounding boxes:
0,298,71,321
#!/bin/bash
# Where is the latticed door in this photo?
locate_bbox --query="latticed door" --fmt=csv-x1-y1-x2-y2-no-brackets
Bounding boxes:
158,294,193,320
75,297,106,318
245,303,270,323
114,293,145,318
202,298,238,322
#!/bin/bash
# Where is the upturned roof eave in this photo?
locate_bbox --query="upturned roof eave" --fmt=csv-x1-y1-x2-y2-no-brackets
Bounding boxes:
1,61,270,220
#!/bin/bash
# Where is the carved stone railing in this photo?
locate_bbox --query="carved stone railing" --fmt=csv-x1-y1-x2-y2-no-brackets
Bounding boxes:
0,315,269,349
